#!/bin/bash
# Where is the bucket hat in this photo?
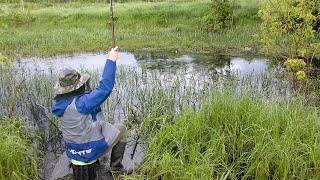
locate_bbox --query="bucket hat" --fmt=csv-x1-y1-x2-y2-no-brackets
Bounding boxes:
54,68,90,95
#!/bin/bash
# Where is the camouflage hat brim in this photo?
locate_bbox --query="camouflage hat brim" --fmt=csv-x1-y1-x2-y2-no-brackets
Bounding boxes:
54,73,90,95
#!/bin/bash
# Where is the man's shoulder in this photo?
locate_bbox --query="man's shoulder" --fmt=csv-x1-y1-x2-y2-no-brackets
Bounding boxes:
52,97,75,117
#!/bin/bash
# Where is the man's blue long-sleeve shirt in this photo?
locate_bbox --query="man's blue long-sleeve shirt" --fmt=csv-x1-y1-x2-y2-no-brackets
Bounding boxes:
52,59,116,118
76,60,116,114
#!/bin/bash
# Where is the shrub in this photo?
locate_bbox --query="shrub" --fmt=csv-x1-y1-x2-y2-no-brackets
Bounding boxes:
201,0,235,32
284,58,307,92
259,0,320,59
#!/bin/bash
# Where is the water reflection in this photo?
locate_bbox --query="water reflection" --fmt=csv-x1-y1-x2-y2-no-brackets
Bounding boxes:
15,51,270,76
230,58,268,74
16,52,138,72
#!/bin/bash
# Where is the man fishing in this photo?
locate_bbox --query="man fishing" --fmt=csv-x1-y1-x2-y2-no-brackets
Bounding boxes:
52,47,127,180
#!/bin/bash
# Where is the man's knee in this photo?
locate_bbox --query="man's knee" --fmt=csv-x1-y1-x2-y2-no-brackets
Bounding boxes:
114,123,127,143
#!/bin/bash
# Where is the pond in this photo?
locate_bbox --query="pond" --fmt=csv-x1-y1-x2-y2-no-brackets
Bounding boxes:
15,51,271,77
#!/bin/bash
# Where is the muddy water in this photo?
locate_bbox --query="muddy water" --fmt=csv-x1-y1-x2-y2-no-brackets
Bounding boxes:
15,51,273,179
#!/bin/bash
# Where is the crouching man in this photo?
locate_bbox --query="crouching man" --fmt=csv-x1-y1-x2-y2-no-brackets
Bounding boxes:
52,47,127,180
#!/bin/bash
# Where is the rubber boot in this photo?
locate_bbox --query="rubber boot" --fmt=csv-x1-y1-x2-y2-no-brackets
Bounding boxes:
110,142,126,174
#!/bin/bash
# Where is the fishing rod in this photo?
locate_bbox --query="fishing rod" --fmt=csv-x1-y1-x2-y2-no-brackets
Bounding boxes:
110,0,116,48
109,0,139,161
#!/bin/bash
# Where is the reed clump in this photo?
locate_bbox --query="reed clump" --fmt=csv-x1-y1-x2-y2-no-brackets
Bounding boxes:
133,91,320,179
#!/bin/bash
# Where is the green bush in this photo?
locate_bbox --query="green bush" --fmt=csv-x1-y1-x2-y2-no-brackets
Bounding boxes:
259,0,320,59
135,92,320,179
0,118,38,180
201,0,235,32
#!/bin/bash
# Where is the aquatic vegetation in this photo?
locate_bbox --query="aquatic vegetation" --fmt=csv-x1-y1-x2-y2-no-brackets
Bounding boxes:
0,62,292,137
132,91,320,179
0,65,215,140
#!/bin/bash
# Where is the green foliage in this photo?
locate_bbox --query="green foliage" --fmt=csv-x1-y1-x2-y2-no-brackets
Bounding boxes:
259,0,320,59
284,58,308,92
0,118,38,180
201,0,235,32
135,92,320,179
296,70,306,81
284,58,307,72
284,58,308,83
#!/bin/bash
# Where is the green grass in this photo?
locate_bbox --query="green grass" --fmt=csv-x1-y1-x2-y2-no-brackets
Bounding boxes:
0,118,38,180
131,91,320,179
0,0,261,58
